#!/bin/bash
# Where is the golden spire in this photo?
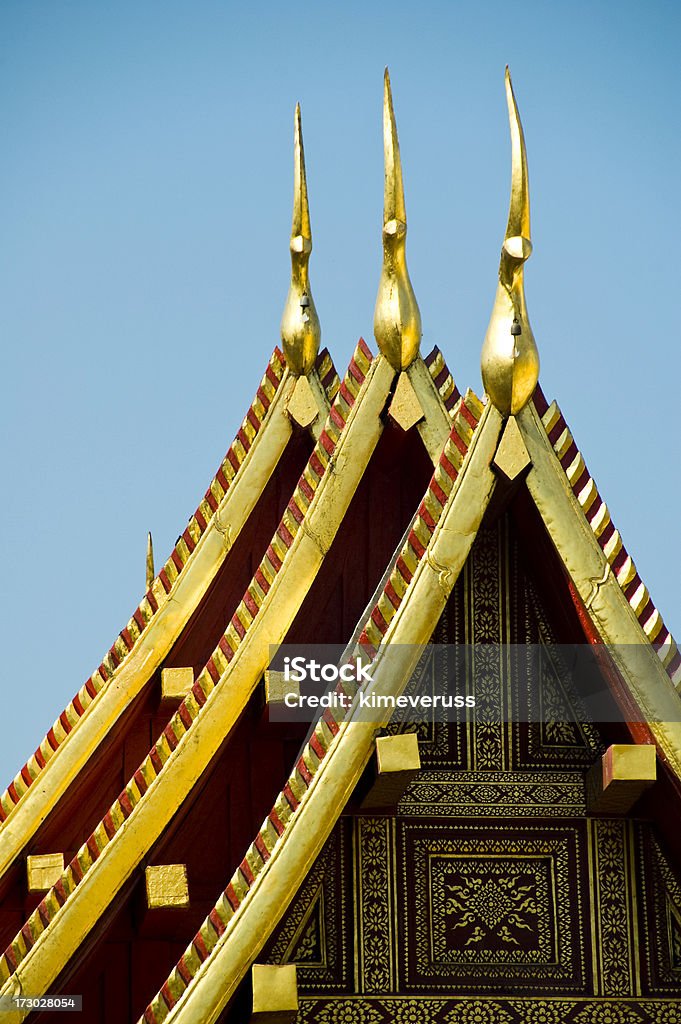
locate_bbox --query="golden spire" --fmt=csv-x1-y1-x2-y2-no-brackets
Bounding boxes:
373,68,422,371
280,103,321,377
480,67,540,415
146,531,154,590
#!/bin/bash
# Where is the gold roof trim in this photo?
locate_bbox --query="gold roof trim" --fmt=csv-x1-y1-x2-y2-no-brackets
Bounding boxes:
406,354,457,463
481,67,539,415
373,69,422,371
0,342,396,1003
0,336,477,1003
516,399,681,775
143,393,681,1024
280,104,321,376
0,353,321,881
139,397,500,1024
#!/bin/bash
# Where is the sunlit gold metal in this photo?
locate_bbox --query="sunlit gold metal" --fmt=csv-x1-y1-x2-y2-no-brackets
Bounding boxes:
517,399,681,779
0,375,297,886
362,732,421,808
146,531,154,590
250,964,298,1023
286,375,319,429
145,864,189,909
280,104,320,377
481,68,539,414
264,669,299,705
587,743,656,814
373,68,422,371
0,358,395,1010
389,371,424,431
145,405,502,1024
492,416,531,481
26,854,64,894
161,667,193,702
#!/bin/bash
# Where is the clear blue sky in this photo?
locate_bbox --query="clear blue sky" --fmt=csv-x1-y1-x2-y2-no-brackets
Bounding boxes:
1,1,679,787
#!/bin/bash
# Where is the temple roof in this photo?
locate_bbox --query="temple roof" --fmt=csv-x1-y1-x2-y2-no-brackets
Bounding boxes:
0,338,680,1018
0,67,679,1024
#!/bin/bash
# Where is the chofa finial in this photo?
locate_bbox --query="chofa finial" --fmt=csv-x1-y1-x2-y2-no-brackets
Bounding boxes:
480,67,539,415
146,531,154,590
280,103,321,377
373,68,422,372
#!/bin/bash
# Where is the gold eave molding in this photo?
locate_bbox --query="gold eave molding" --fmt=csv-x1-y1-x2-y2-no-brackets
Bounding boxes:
142,402,502,1024
0,354,400,1013
517,401,681,778
407,354,454,463
0,365,306,879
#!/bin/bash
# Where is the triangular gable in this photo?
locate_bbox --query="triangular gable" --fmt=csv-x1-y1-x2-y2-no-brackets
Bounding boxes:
138,385,681,1024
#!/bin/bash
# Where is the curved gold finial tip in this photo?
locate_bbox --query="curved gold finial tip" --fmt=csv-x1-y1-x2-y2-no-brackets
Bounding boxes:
481,68,539,415
146,531,154,590
373,68,421,371
503,66,531,246
280,102,320,377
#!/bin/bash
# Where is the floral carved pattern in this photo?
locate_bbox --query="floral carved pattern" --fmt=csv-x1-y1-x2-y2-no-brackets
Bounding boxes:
443,865,542,953
356,817,394,993
400,821,586,991
297,999,681,1024
265,822,351,993
590,819,635,996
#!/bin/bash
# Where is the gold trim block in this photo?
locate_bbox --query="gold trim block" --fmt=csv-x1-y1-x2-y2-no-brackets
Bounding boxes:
161,668,194,703
251,964,298,1023
26,854,64,894
264,670,299,705
587,744,656,814
286,375,319,429
493,415,531,482
362,733,421,808
389,372,424,432
145,865,189,909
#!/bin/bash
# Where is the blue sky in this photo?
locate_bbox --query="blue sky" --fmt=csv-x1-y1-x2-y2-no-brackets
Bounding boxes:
1,1,679,787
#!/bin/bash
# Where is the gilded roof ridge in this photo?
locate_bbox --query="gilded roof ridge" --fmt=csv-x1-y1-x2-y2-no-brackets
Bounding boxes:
0,346,296,828
0,339,376,992
532,389,681,687
138,390,486,1024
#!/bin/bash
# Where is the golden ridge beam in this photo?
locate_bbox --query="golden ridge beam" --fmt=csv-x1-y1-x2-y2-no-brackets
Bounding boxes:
280,104,321,376
481,67,539,415
373,68,422,371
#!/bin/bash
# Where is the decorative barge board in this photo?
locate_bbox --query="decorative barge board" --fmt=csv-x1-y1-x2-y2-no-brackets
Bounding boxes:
0,347,336,884
135,398,499,1024
135,393,679,1024
0,340,466,1018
